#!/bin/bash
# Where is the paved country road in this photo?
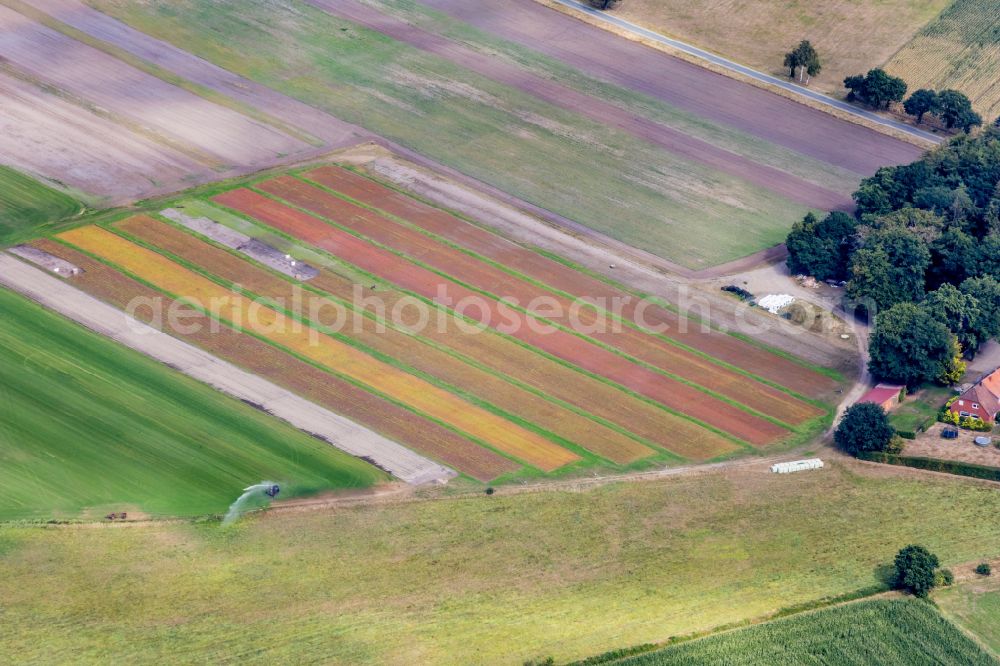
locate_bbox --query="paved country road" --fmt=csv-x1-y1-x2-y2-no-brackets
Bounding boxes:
0,254,454,485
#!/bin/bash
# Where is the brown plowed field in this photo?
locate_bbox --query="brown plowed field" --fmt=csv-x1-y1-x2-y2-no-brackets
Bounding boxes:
304,166,837,398
307,0,851,211
0,5,305,167
116,217,654,465
32,239,516,481
213,188,789,446
416,0,925,175
257,176,820,424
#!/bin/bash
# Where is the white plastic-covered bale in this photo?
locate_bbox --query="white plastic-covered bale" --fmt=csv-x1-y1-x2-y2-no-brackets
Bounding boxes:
770,458,824,474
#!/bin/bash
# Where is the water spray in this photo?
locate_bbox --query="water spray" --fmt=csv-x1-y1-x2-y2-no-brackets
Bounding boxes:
222,481,281,526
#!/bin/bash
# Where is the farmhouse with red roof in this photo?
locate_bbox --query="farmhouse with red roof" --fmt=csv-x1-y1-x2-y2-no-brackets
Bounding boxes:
950,368,1000,423
858,383,905,412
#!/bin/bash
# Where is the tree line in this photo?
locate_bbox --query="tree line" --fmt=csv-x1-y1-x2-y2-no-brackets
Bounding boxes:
781,41,981,132
787,127,1000,386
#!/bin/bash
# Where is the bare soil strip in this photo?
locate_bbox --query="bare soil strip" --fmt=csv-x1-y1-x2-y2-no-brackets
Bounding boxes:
0,69,203,201
0,253,454,485
20,0,366,149
0,4,306,166
309,0,851,211
416,0,925,175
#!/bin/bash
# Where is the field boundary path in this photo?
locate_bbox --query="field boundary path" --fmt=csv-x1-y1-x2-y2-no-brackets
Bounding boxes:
542,0,943,145
0,254,454,485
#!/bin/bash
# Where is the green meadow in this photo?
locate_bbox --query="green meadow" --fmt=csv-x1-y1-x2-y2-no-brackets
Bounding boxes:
0,166,81,244
5,461,1000,662
0,287,384,520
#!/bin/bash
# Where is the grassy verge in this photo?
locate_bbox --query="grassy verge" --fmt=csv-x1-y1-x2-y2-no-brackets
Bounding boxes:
5,461,1000,662
937,577,1000,656
0,286,384,521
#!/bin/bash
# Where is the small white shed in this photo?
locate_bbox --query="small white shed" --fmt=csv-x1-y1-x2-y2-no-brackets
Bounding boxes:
770,458,824,474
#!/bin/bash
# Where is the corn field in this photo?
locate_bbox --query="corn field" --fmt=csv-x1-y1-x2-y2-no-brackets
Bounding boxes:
611,599,996,665
886,0,1000,120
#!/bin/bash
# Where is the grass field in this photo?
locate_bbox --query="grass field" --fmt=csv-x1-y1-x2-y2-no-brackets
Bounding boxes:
5,461,1000,663
937,578,1000,655
889,384,951,433
610,0,951,98
0,286,384,521
885,0,1000,120
607,599,996,665
84,0,815,268
0,166,81,244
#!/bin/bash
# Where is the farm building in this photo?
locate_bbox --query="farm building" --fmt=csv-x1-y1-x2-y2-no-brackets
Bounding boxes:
950,368,1000,423
858,383,905,411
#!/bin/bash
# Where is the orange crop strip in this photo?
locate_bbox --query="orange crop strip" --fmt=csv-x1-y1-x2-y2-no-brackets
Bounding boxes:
32,238,518,482
58,224,579,472
115,215,654,465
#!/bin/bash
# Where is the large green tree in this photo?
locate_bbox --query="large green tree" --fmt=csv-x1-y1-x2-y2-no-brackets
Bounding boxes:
960,276,1000,352
845,69,907,109
868,303,953,384
929,228,978,287
784,40,821,83
922,283,980,351
785,211,856,280
863,208,945,243
937,90,982,132
847,228,930,309
834,402,894,456
904,89,939,124
893,545,940,598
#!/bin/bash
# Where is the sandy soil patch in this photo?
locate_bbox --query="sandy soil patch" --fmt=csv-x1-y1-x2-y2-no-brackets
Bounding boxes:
0,70,204,202
0,4,306,166
906,422,1000,468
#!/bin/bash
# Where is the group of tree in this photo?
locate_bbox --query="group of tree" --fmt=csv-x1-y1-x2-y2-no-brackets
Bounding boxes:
904,89,982,132
586,0,618,8
783,40,821,83
844,68,908,110
787,127,1000,385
